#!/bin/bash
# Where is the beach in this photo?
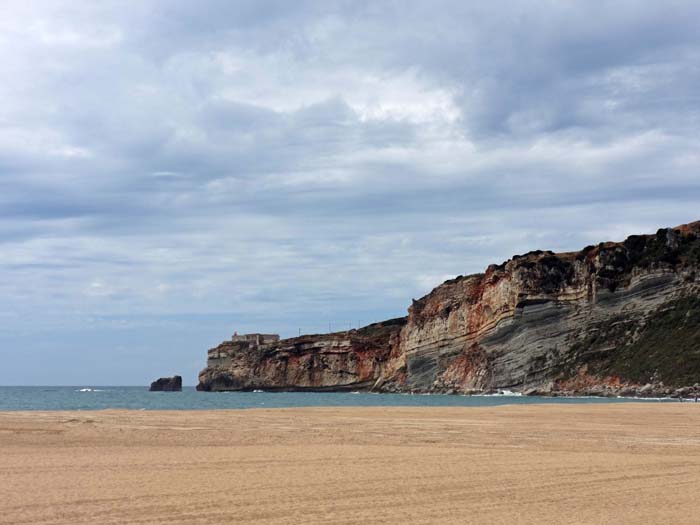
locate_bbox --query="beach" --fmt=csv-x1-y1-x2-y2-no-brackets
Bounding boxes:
1,404,699,524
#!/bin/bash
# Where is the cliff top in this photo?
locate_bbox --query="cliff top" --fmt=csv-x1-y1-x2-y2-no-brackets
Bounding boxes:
413,220,700,312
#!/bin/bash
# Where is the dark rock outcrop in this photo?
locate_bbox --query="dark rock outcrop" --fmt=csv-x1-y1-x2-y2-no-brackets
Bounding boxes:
198,221,700,396
150,375,182,392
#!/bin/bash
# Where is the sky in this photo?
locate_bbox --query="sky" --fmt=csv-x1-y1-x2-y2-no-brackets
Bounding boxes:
1,1,699,385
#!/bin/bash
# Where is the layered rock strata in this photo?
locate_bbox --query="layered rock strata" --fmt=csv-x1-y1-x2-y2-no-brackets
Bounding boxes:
198,222,700,396
197,319,406,392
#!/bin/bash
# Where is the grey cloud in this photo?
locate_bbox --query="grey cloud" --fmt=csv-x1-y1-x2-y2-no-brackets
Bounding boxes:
0,0,699,384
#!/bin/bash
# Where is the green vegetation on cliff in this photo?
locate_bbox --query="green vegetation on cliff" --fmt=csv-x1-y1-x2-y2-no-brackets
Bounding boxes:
563,294,700,387
608,295,700,386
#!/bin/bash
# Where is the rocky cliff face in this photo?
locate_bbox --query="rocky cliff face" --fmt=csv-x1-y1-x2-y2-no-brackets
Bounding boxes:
198,221,700,396
197,318,406,392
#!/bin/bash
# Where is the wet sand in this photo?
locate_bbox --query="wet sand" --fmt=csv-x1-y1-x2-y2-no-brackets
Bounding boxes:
1,404,699,524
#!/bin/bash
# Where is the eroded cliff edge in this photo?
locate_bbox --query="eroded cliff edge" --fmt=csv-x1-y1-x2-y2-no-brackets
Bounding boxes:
198,221,700,396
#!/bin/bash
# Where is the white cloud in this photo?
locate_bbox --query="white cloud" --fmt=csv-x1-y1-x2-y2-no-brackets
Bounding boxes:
0,0,699,384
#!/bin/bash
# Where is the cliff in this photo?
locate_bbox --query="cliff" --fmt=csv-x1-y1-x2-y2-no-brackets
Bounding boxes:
198,221,700,397
197,318,406,392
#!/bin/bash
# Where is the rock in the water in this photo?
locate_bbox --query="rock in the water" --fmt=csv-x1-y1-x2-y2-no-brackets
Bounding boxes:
150,375,182,392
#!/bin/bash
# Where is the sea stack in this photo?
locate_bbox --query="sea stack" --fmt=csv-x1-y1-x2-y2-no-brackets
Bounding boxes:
149,375,183,392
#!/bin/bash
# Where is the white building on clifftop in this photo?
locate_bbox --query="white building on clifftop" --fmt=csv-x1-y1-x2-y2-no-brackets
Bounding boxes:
231,333,280,345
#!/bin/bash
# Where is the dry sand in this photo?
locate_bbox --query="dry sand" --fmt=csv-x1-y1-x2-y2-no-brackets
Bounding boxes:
1,404,699,524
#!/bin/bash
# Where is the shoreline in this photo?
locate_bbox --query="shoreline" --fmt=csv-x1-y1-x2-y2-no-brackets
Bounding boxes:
2,385,696,413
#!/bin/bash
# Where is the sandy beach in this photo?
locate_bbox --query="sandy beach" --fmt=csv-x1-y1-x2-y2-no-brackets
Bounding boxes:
1,404,699,524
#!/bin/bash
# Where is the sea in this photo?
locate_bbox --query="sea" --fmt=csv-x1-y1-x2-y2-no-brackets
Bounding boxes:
0,386,677,411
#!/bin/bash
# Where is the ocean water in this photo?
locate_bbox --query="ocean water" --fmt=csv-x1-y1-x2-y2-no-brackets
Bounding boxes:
0,386,675,411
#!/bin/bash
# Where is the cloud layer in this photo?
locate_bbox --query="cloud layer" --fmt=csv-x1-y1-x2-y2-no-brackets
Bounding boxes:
1,1,699,384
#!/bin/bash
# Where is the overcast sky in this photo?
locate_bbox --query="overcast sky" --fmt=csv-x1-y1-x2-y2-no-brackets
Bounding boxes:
1,1,699,385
